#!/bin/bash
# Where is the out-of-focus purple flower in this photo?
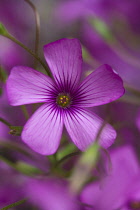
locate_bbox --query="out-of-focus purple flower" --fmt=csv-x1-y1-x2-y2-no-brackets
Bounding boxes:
0,0,33,40
0,163,25,209
106,102,140,149
0,0,34,71
0,92,9,140
6,38,124,155
126,176,140,210
55,0,94,24
136,109,140,132
56,0,126,26
81,146,140,210
56,0,140,33
25,178,82,210
0,37,31,71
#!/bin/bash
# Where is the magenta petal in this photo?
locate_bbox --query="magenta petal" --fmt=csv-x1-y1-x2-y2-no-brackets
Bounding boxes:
81,146,139,210
64,108,116,150
75,64,125,107
22,104,63,155
25,178,80,210
44,38,82,92
6,66,55,106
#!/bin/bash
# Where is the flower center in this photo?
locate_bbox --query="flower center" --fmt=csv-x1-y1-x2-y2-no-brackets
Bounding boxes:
56,93,71,108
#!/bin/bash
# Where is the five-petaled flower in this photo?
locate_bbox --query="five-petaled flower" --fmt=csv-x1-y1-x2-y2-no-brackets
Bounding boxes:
6,38,124,155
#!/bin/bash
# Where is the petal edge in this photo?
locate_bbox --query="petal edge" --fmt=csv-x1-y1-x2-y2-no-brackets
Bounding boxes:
75,64,125,107
64,108,116,150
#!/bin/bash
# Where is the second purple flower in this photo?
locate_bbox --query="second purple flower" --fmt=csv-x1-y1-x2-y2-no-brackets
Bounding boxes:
6,38,124,155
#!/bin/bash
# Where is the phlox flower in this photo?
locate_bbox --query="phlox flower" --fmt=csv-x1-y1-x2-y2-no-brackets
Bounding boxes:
6,38,124,155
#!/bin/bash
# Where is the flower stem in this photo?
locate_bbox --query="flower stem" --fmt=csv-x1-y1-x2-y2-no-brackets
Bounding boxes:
110,41,140,69
0,155,19,172
0,117,11,127
124,84,140,97
88,18,140,69
118,95,140,105
0,198,27,210
4,33,51,76
21,105,30,120
24,0,40,69
0,141,31,157
56,151,81,166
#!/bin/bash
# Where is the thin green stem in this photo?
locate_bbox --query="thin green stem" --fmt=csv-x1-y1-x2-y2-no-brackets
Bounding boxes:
0,117,11,127
48,154,58,168
0,65,7,83
0,155,19,171
0,141,32,158
56,151,81,166
79,202,93,209
112,41,140,69
88,18,140,69
0,155,43,176
21,105,30,120
118,95,140,105
117,84,140,105
0,198,27,210
4,33,51,76
24,0,40,69
124,84,140,97
95,120,108,144
101,148,112,171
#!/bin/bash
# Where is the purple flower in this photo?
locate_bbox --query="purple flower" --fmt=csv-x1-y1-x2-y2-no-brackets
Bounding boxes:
24,178,81,210
6,38,124,155
0,163,25,209
56,0,140,33
80,146,140,210
136,109,140,132
0,0,34,71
